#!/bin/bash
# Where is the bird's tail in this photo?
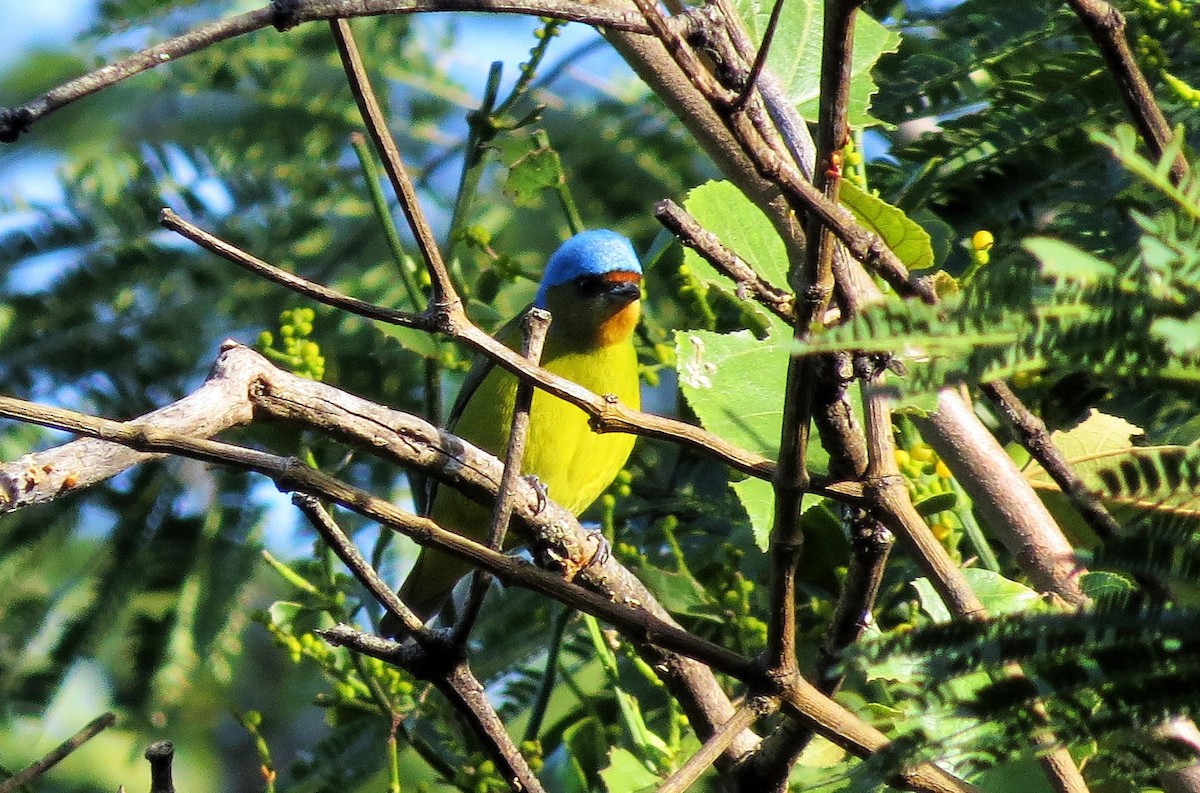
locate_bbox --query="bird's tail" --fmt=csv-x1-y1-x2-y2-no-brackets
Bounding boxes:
379,548,472,636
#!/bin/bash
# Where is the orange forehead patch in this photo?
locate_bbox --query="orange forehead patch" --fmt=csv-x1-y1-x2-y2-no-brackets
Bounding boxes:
602,271,642,284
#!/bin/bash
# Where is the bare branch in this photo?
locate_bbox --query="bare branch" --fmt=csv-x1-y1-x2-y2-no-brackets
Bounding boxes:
293,495,429,639
0,340,258,513
916,388,1087,607
654,198,796,323
1064,0,1188,185
0,713,116,793
329,17,456,303
457,308,551,640
0,0,650,143
658,701,773,793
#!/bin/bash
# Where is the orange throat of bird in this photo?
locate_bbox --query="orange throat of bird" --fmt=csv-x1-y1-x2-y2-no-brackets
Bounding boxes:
596,299,640,347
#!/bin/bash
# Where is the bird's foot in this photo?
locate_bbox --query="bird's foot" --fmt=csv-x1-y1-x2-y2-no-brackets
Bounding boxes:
584,526,611,569
524,475,548,513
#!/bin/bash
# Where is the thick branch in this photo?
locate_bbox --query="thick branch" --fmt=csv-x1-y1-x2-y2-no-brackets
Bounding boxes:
916,389,1087,606
0,343,259,512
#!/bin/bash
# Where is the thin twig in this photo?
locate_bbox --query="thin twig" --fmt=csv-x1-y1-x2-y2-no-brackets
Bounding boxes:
982,381,1175,601
657,701,772,793
743,516,891,788
730,0,786,111
1064,0,1188,185
654,198,795,323
329,18,454,303
760,0,863,678
862,380,984,618
0,0,650,142
160,208,425,328
293,494,430,639
436,663,547,793
456,308,551,641
819,514,892,691
0,713,116,793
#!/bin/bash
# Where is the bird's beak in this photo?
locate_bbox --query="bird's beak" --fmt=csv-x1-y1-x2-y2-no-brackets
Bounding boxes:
602,272,641,306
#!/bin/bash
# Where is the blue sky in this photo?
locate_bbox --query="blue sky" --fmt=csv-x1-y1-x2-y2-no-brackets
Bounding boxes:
0,0,95,68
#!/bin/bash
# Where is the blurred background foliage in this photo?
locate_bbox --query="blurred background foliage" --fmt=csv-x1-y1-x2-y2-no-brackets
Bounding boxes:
1,0,1199,790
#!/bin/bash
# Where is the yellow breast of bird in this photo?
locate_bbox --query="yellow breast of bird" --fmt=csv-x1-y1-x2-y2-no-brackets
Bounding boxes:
432,339,640,541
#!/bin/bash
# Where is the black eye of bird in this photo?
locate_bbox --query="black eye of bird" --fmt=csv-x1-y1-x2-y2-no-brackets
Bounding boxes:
573,275,609,298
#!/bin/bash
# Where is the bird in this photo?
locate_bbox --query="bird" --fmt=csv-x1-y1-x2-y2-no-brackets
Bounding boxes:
390,229,643,629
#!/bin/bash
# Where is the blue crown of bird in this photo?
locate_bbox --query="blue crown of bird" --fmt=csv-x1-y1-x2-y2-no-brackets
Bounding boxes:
388,230,643,630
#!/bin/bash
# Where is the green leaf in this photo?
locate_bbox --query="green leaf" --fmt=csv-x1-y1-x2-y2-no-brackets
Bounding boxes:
628,562,713,617
914,568,1041,623
968,569,1043,616
914,491,957,516
676,318,836,549
494,131,565,208
1021,237,1117,285
731,477,776,551
1019,410,1200,528
681,180,790,293
841,181,935,272
598,748,660,793
1020,408,1144,465
732,0,900,125
675,325,792,458
912,577,952,624
1079,571,1135,599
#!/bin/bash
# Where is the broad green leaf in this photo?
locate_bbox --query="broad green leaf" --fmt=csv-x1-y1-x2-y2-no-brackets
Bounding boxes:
681,179,790,293
914,568,1040,624
912,577,952,624
841,181,935,272
675,325,791,458
494,131,565,208
599,748,661,793
1019,410,1200,525
1020,408,1143,469
1079,571,1135,599
676,312,861,549
1022,237,1117,285
628,562,713,617
733,0,900,125
731,477,776,550
968,569,1043,615
677,317,836,549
